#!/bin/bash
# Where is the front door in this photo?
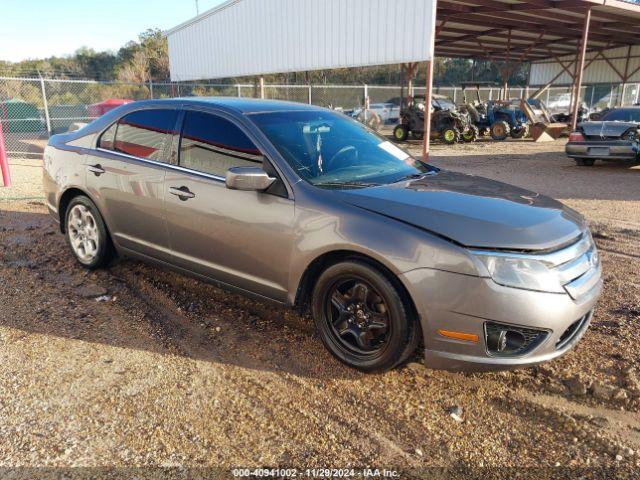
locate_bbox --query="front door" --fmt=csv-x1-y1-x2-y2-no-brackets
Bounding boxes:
87,108,179,261
164,109,295,302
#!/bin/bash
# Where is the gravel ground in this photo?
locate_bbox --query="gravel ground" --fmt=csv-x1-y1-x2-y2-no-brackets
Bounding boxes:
0,139,639,477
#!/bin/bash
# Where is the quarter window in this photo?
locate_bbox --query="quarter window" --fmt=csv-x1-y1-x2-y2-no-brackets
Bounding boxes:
179,111,263,177
113,109,178,161
98,122,117,150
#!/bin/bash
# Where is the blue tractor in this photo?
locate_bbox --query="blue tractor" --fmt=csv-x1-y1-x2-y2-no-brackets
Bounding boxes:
461,83,529,141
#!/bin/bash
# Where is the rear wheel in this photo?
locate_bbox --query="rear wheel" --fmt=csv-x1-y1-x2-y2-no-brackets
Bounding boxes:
312,261,418,372
440,127,460,145
575,158,596,166
393,124,409,142
65,196,114,269
461,125,479,143
490,120,510,141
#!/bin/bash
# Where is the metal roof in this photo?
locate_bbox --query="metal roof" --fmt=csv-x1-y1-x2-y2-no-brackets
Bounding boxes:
166,0,437,81
435,0,640,62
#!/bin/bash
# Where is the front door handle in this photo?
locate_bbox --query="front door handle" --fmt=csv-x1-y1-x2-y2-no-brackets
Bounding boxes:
87,164,105,176
169,186,196,201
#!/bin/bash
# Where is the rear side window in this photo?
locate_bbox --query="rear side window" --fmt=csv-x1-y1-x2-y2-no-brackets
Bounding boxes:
113,109,178,161
179,111,263,177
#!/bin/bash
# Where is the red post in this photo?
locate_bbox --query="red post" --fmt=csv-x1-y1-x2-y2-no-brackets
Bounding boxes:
422,59,434,161
0,118,11,188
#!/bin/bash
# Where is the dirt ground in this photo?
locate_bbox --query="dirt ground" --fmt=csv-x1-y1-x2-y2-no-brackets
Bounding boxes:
0,138,639,477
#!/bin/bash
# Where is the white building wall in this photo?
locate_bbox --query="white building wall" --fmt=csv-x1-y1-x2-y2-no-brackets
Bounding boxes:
530,45,640,85
166,0,436,81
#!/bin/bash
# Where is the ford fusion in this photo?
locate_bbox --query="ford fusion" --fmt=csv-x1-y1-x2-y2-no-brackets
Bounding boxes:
43,98,602,372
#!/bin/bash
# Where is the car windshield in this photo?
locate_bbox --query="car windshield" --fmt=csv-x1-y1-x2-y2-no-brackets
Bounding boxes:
601,108,640,122
250,110,435,187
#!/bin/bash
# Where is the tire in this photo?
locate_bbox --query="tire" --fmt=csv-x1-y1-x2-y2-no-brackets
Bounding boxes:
490,120,510,141
575,158,596,166
311,260,419,373
411,131,424,141
440,127,461,145
510,125,529,139
64,195,114,269
393,124,409,142
461,125,479,143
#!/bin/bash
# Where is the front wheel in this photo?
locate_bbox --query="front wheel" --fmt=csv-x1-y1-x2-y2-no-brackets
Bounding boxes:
312,261,418,372
575,158,596,166
65,195,114,269
393,124,409,142
461,125,479,143
511,125,529,139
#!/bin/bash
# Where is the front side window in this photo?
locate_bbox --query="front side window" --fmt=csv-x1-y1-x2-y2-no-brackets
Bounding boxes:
179,111,263,177
113,109,178,161
250,110,433,188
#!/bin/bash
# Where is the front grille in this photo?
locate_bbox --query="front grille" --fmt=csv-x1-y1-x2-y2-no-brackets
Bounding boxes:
484,322,548,357
556,313,590,350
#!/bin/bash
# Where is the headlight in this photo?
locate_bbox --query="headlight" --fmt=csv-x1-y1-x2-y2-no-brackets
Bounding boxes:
471,252,564,293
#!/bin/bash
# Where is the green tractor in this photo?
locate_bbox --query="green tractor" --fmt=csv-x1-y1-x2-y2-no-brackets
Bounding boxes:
393,94,478,145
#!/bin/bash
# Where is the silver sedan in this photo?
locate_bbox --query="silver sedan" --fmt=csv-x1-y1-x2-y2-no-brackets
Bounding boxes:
43,98,602,372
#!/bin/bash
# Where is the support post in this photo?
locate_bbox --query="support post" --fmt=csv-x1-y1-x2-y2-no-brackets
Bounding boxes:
364,84,369,110
38,73,51,136
571,7,591,130
149,80,154,99
259,77,265,99
308,84,312,105
422,59,434,161
0,119,10,188
237,84,242,97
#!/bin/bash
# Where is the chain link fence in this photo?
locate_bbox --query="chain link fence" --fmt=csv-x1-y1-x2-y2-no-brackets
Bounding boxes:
1,75,639,160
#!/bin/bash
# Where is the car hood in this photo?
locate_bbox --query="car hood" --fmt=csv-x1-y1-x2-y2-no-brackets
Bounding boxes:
332,170,586,250
579,121,638,137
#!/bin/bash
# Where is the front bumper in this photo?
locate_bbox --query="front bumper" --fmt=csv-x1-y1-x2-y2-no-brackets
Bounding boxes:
400,267,602,372
566,140,638,160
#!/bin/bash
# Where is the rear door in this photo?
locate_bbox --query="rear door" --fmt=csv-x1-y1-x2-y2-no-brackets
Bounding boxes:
87,107,179,260
163,108,295,301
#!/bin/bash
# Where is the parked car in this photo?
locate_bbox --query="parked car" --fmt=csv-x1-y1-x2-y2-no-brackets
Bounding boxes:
566,106,640,166
43,98,601,372
351,102,399,124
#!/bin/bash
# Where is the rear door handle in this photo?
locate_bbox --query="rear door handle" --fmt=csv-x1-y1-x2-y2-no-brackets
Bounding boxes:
88,164,105,176
169,186,196,201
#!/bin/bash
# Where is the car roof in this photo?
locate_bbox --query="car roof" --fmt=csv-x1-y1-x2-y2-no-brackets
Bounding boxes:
124,97,324,115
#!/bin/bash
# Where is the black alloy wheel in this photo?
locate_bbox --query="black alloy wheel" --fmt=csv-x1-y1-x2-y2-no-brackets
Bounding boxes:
312,261,418,372
326,278,391,355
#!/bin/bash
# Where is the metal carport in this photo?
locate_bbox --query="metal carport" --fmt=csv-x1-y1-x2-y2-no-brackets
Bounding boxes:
166,0,640,157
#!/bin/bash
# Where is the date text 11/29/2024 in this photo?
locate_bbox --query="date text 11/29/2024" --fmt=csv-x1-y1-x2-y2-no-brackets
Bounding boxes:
232,468,400,478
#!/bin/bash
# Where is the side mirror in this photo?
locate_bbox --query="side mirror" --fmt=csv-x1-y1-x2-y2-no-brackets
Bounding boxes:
225,166,276,191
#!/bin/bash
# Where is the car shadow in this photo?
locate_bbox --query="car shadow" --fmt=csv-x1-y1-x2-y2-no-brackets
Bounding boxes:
0,208,363,381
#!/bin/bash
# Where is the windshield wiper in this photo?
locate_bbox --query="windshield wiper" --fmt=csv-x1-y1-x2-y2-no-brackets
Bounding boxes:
314,181,378,189
393,171,437,183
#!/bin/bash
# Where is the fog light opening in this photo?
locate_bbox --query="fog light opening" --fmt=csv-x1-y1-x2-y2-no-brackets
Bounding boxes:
487,329,526,355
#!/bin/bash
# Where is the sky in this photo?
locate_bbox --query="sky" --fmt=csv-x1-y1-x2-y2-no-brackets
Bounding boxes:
0,0,226,62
